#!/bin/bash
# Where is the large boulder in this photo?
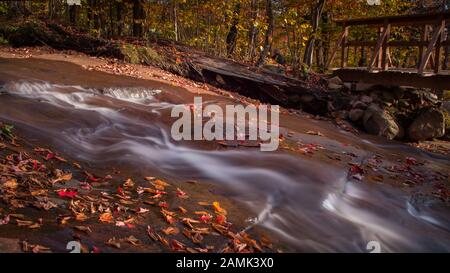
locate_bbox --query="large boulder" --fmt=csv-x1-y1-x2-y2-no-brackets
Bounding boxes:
363,104,400,140
327,76,343,90
352,100,368,110
349,108,364,122
442,100,450,139
407,108,445,141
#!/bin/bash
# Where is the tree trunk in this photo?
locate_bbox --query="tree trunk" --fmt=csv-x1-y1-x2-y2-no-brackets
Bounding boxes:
173,0,178,41
248,0,259,61
226,2,241,57
255,0,273,67
68,4,77,25
115,1,123,36
133,0,145,37
303,0,326,67
48,0,55,19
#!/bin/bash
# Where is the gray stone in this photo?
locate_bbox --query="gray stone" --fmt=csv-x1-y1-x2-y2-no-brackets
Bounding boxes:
363,104,400,140
360,95,373,104
328,83,343,90
354,83,375,92
442,101,450,113
407,108,445,141
328,76,343,86
328,76,343,90
349,108,364,122
423,91,438,104
352,100,368,110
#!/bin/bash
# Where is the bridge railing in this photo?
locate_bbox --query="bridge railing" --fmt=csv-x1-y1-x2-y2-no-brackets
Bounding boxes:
327,12,450,75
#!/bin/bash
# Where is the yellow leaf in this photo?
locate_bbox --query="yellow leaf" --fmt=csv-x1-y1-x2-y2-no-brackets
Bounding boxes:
52,173,72,184
212,201,227,215
3,179,18,189
123,178,134,188
99,212,113,223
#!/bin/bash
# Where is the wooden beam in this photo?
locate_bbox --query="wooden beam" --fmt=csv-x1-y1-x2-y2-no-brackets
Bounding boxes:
347,40,430,47
368,23,390,72
417,25,428,69
434,19,445,73
335,12,450,27
381,23,391,70
341,26,349,68
418,21,445,75
326,27,347,69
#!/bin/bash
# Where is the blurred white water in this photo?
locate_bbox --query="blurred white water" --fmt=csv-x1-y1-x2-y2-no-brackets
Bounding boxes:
1,81,449,252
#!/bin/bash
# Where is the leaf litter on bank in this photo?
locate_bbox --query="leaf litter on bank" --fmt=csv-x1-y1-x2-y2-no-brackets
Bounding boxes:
0,124,276,253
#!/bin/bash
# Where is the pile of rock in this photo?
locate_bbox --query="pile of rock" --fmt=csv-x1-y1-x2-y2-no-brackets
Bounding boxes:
327,76,449,142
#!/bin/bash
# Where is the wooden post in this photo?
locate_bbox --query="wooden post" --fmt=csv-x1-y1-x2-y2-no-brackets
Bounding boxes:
418,20,445,75
368,23,390,72
340,25,349,68
377,27,383,68
326,27,347,69
381,22,391,70
434,18,445,74
418,25,428,69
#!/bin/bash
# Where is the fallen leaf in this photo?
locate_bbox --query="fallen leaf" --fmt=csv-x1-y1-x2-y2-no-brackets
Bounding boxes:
123,178,134,188
182,218,200,228
178,206,187,214
75,212,88,221
126,235,141,246
176,188,188,198
162,227,180,235
52,172,72,184
31,189,47,196
306,130,324,136
28,223,41,229
0,215,10,225
3,179,18,189
212,201,227,215
171,239,186,252
57,189,78,199
136,207,149,214
106,237,121,249
147,225,158,241
199,214,212,223
16,219,33,227
153,179,170,190
74,226,92,234
99,212,113,223
215,214,227,225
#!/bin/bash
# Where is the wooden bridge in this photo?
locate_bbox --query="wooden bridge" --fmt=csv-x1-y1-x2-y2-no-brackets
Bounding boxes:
327,12,450,90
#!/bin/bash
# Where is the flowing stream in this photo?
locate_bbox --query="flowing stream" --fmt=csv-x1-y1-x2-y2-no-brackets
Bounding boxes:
0,58,449,252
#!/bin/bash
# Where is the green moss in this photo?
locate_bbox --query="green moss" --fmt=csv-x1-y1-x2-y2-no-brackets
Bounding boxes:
138,47,162,63
0,36,8,45
120,44,163,66
443,110,450,129
121,44,140,64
